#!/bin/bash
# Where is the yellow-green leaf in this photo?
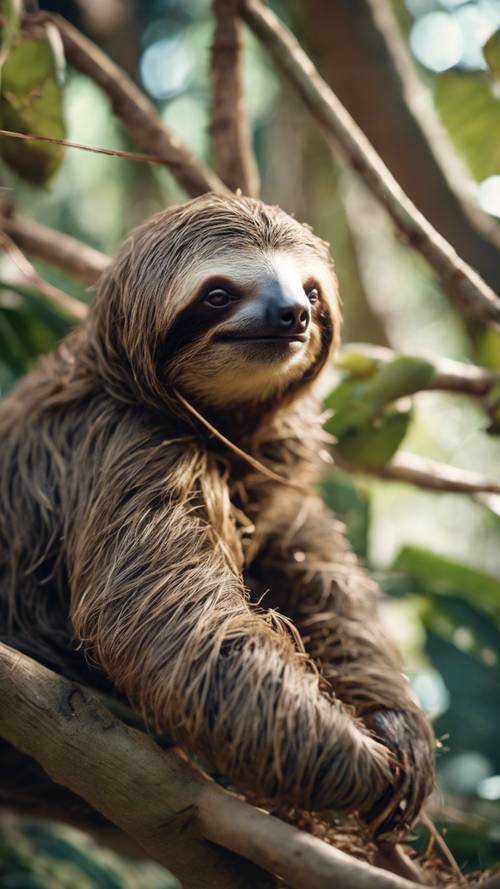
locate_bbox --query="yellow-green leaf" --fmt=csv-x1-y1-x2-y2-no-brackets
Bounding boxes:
0,31,65,184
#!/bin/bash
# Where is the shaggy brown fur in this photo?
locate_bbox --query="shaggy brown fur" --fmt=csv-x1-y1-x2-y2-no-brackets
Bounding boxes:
0,193,434,834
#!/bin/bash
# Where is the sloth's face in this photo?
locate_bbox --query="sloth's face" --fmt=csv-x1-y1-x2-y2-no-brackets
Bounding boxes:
167,249,337,408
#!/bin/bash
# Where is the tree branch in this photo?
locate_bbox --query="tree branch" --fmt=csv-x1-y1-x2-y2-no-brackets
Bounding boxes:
0,212,108,286
0,232,88,321
0,643,433,889
24,13,228,199
211,0,260,196
300,0,500,298
335,451,500,496
241,0,500,326
366,0,500,253
340,344,499,397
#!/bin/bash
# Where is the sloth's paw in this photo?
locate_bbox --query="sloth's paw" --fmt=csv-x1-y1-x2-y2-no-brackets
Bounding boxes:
363,708,436,838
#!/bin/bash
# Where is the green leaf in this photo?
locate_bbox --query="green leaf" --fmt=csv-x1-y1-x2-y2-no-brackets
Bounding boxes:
484,29,500,77
334,408,411,466
0,0,20,69
477,326,500,372
335,350,380,378
393,545,500,620
435,72,500,182
320,469,371,557
324,355,434,437
0,30,65,184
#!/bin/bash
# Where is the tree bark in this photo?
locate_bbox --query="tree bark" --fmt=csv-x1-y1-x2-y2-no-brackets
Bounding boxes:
0,643,433,889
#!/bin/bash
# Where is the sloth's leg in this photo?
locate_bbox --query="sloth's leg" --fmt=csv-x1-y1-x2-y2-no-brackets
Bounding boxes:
67,450,396,823
248,488,436,834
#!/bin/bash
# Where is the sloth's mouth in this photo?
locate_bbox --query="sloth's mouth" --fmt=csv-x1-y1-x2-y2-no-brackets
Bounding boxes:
217,334,308,344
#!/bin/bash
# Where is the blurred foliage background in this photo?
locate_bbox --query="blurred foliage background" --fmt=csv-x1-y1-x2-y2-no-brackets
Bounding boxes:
1,0,500,882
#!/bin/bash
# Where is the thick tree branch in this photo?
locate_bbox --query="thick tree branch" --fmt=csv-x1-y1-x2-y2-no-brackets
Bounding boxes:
340,344,499,398
1,213,108,286
0,643,433,889
211,0,260,196
241,0,500,326
24,13,228,199
336,452,500,496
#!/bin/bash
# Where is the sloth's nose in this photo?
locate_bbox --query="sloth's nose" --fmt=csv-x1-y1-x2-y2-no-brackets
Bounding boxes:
276,302,310,334
263,281,311,336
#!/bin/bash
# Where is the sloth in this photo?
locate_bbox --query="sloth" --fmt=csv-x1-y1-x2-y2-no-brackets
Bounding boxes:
0,193,435,835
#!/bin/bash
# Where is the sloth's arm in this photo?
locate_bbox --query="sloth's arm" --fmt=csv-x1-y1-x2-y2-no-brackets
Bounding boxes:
248,487,435,831
68,441,393,820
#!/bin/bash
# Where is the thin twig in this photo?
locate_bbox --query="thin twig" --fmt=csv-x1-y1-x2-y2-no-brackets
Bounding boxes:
211,0,260,195
340,343,499,397
335,451,500,496
174,388,307,492
419,812,465,884
1,213,109,286
0,643,433,889
0,232,88,320
0,127,189,167
241,0,500,326
23,13,228,198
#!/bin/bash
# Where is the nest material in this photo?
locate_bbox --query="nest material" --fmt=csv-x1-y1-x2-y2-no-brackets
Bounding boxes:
272,808,491,888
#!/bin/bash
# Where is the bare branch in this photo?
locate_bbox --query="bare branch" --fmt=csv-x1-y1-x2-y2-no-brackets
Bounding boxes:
335,451,500,496
1,213,109,286
24,13,228,199
211,0,260,196
0,232,88,321
365,0,500,253
341,344,499,397
300,0,500,295
0,643,432,889
241,0,500,326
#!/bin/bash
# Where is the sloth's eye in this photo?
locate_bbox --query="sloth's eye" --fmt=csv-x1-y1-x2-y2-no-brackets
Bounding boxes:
306,287,319,304
204,289,233,308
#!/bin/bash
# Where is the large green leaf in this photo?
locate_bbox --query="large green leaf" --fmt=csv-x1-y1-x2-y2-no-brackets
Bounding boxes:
325,355,434,437
434,72,500,182
0,29,65,183
334,408,412,466
393,545,500,621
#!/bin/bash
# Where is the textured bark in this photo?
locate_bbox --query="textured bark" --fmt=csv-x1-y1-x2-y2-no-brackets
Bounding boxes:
0,644,432,889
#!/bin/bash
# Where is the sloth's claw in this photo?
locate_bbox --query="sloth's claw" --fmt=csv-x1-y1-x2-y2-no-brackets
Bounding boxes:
363,708,435,837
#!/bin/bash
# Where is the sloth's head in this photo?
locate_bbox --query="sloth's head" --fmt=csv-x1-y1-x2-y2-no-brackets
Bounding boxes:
92,193,340,411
